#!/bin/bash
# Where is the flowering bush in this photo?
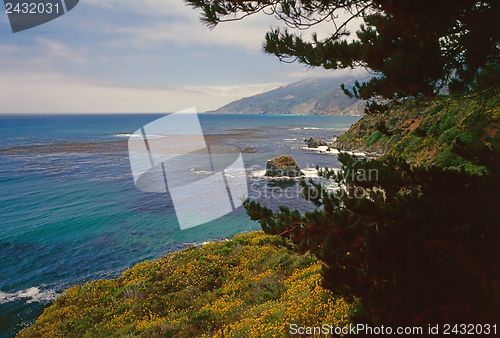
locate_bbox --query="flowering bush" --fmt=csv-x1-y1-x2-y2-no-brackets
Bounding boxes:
19,232,355,337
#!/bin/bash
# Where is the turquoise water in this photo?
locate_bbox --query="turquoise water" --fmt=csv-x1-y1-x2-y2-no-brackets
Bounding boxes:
0,114,359,336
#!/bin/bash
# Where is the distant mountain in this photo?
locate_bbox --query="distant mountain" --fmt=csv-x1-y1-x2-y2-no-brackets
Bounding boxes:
211,76,366,115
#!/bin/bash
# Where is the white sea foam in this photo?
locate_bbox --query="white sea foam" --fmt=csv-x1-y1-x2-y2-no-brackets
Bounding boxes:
249,169,267,178
290,127,339,131
302,146,366,157
189,167,214,175
0,287,58,304
113,133,135,138
249,167,335,180
302,168,322,178
113,133,165,139
302,145,340,154
187,167,247,180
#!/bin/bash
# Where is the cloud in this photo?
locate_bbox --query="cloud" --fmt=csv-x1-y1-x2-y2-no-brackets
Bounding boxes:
0,45,24,64
0,38,88,70
0,71,282,113
85,0,192,18
0,0,366,114
83,0,360,51
82,0,271,51
35,38,88,64
106,19,268,51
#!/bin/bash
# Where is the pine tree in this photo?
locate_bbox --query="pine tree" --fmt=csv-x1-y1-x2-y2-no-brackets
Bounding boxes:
187,0,500,324
244,154,500,324
187,0,499,108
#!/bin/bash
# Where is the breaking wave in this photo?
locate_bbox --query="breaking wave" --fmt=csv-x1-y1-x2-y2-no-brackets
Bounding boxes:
0,287,58,305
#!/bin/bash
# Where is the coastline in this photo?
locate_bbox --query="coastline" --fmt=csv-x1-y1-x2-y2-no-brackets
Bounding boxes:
17,231,355,337
0,113,355,337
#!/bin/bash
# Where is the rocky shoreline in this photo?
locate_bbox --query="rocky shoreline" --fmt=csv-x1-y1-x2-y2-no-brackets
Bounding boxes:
303,136,380,157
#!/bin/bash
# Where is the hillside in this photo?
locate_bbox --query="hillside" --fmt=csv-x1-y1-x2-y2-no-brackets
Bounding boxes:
211,76,366,115
334,91,500,174
19,232,354,338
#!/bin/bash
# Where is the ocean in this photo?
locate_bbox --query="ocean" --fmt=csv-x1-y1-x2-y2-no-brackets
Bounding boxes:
0,113,360,337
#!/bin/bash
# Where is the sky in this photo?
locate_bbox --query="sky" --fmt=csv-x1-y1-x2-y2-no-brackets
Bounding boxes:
0,0,363,113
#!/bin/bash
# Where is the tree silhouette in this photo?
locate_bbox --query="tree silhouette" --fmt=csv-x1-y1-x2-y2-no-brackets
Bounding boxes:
187,0,499,105
187,0,500,325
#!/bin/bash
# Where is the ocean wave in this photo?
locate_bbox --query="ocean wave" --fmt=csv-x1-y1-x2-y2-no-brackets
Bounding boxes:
0,287,58,305
302,146,339,155
113,133,166,139
113,133,136,138
189,168,215,175
188,167,247,178
249,167,326,179
302,146,366,157
248,168,342,194
249,169,268,178
290,127,338,131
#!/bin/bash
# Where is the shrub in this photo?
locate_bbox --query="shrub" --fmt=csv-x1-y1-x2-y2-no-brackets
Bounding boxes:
19,232,355,338
245,153,500,325
366,131,383,146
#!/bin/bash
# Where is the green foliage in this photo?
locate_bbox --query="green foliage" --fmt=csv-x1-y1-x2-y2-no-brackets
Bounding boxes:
19,232,355,338
438,128,459,144
335,91,500,174
392,135,422,158
187,0,500,327
366,131,383,146
269,91,499,324
434,146,462,168
245,154,500,325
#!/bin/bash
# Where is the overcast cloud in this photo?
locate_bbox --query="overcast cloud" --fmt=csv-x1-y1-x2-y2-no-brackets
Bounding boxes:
0,0,362,113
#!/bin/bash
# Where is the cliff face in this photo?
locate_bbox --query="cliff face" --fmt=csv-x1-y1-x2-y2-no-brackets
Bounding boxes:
211,76,366,115
335,91,500,174
19,232,354,338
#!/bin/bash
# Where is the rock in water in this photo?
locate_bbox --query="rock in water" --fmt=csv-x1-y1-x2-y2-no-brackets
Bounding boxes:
305,137,328,148
265,156,304,177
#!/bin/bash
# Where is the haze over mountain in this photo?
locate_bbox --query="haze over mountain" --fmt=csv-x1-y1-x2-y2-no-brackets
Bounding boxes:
210,76,366,115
